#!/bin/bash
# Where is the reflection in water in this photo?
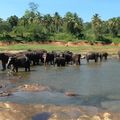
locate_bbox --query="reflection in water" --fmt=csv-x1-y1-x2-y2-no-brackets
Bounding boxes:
0,59,120,111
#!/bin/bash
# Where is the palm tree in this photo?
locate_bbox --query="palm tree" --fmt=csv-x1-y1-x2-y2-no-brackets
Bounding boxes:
108,17,120,37
43,14,53,33
92,14,103,40
53,12,62,33
64,12,84,38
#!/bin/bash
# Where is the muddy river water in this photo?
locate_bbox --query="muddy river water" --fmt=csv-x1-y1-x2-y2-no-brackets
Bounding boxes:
0,58,120,119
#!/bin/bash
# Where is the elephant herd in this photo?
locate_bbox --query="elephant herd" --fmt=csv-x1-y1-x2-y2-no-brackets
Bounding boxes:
0,49,119,72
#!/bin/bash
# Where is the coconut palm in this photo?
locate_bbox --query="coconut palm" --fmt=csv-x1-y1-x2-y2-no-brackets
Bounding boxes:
53,12,63,33
108,17,120,37
92,14,103,40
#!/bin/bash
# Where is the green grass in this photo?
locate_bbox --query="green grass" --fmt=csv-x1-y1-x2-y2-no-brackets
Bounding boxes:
0,43,119,55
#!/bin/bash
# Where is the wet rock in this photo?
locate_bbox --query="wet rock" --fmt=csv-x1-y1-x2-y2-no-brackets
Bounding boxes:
103,112,112,120
92,115,101,120
0,91,11,97
17,84,51,92
0,84,6,88
65,91,79,97
77,114,90,120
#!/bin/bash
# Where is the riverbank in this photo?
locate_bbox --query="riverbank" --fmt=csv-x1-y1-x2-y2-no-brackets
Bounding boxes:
0,41,120,55
0,102,120,120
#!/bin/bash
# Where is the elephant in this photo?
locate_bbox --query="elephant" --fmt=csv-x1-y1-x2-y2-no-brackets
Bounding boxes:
7,55,30,72
25,51,40,65
62,51,73,64
86,52,99,62
54,56,66,67
42,52,55,65
0,53,14,71
118,50,120,59
99,52,108,61
25,50,47,65
72,54,81,65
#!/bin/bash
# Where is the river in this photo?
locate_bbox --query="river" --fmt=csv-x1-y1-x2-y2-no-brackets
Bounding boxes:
0,58,120,112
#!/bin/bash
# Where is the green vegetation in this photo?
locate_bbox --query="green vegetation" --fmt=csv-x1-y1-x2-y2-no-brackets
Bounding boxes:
0,44,119,55
0,2,120,43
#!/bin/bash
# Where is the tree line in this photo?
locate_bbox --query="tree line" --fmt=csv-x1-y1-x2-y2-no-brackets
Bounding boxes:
0,2,120,43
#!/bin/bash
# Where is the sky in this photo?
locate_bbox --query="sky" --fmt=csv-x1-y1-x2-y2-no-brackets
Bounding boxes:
0,0,120,22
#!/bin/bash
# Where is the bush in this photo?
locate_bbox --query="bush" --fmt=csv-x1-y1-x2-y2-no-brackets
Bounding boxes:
51,33,77,42
97,37,112,44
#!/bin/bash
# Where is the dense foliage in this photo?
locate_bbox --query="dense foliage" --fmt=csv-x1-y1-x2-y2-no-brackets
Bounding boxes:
0,2,120,43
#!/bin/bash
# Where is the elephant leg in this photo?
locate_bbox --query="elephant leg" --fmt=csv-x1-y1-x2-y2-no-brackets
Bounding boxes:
28,67,30,71
57,62,60,67
25,62,30,71
25,67,27,72
95,58,98,62
15,67,18,72
33,60,36,65
27,65,30,72
1,62,6,71
36,59,39,65
78,60,81,65
87,59,89,63
57,63,60,67
61,61,65,66
105,56,107,60
100,56,103,62
63,62,65,66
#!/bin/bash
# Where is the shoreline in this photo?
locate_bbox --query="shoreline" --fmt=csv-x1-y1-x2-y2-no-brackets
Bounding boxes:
0,41,119,56
0,102,119,120
0,41,120,47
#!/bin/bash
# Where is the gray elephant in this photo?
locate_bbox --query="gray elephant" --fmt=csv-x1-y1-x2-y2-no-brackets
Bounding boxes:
25,50,46,65
86,52,99,62
0,53,14,71
63,51,73,64
99,52,108,61
7,55,30,72
72,54,81,65
42,52,55,66
54,56,66,67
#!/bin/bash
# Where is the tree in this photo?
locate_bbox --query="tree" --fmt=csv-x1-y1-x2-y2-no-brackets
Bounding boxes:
13,26,26,37
108,17,120,37
19,16,28,27
22,2,39,25
0,18,3,23
0,21,11,34
92,14,103,40
53,12,62,33
64,12,84,39
28,24,49,41
102,21,109,34
29,2,39,12
43,14,53,33
7,15,19,28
